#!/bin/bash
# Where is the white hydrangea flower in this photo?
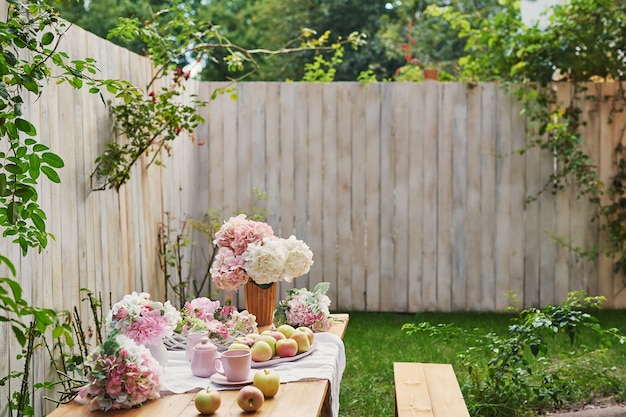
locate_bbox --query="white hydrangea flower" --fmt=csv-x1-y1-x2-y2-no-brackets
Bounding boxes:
282,235,314,282
244,237,287,284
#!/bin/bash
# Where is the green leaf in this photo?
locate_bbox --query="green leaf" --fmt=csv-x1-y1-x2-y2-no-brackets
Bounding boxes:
70,77,83,89
1,277,23,301
40,166,60,183
14,186,35,201
0,255,19,276
530,342,540,357
6,201,17,224
3,51,16,66
0,256,16,276
30,211,44,231
11,324,26,347
41,152,64,168
28,154,40,180
41,32,54,46
0,173,6,197
4,164,23,174
32,143,49,152
15,118,36,135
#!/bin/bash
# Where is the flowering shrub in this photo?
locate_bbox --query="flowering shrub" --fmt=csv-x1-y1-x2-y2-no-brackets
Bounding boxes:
210,214,314,290
105,292,180,345
179,295,257,340
78,333,162,411
274,282,332,332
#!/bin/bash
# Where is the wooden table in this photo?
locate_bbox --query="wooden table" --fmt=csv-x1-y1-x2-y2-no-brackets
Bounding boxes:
47,314,349,417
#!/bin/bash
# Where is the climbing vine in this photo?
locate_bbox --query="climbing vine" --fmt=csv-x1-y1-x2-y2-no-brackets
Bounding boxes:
0,0,141,254
92,0,366,190
430,0,626,275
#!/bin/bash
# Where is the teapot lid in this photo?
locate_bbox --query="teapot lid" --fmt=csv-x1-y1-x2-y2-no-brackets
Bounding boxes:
194,337,216,351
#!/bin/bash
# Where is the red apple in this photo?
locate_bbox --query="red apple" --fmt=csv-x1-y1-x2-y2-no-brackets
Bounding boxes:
290,331,311,353
236,385,265,412
194,388,221,415
297,327,315,345
253,369,280,398
275,338,298,358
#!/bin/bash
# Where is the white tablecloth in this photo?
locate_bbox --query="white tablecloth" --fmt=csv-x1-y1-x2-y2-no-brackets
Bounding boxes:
160,332,346,417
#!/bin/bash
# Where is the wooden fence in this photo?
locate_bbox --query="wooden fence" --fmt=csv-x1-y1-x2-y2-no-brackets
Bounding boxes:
1,17,626,417
193,80,626,314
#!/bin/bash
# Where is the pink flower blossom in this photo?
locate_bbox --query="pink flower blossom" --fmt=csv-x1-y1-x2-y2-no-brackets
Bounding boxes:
105,292,180,345
210,247,249,290
82,334,162,411
210,215,313,291
184,297,221,321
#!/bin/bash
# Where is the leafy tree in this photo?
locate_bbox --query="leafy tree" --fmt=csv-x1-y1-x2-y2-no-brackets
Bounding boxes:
376,0,508,79
192,0,397,81
49,0,168,53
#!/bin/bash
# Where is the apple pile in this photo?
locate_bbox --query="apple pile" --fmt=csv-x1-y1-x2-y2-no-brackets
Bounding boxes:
227,324,314,362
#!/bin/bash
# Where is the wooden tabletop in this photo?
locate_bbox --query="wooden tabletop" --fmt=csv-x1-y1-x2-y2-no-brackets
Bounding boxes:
48,314,349,417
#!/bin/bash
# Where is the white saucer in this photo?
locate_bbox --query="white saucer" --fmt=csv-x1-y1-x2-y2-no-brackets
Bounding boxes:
209,369,257,386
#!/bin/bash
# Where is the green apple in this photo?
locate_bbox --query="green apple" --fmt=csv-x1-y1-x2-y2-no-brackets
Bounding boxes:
256,335,277,356
276,324,296,338
194,388,221,415
228,342,251,351
253,369,280,398
236,386,265,412
297,327,315,345
290,331,311,353
251,340,273,362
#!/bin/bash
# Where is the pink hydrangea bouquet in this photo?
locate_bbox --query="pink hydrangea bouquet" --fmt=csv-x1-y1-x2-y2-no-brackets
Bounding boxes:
274,282,333,332
210,214,314,290
180,295,258,340
77,333,162,411
105,292,180,345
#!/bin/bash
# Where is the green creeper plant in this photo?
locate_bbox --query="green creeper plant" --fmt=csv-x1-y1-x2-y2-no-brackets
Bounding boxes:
0,255,74,417
92,0,365,190
0,0,141,254
429,0,626,276
0,1,145,415
403,291,625,416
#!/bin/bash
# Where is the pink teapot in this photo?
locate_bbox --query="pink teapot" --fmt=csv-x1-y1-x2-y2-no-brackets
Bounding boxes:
190,337,218,378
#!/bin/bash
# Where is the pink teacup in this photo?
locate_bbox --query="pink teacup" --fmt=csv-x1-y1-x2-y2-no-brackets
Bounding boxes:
212,350,251,382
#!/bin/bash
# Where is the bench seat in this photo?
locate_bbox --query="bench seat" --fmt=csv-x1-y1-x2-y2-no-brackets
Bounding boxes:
393,362,470,417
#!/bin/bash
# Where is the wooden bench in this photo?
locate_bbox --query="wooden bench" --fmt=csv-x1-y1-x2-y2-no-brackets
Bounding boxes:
393,362,470,417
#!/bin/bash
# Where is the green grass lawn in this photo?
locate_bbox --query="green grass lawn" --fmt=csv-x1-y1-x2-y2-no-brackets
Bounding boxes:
337,310,626,417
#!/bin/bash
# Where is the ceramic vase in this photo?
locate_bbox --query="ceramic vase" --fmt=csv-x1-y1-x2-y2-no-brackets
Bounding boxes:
244,281,277,326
